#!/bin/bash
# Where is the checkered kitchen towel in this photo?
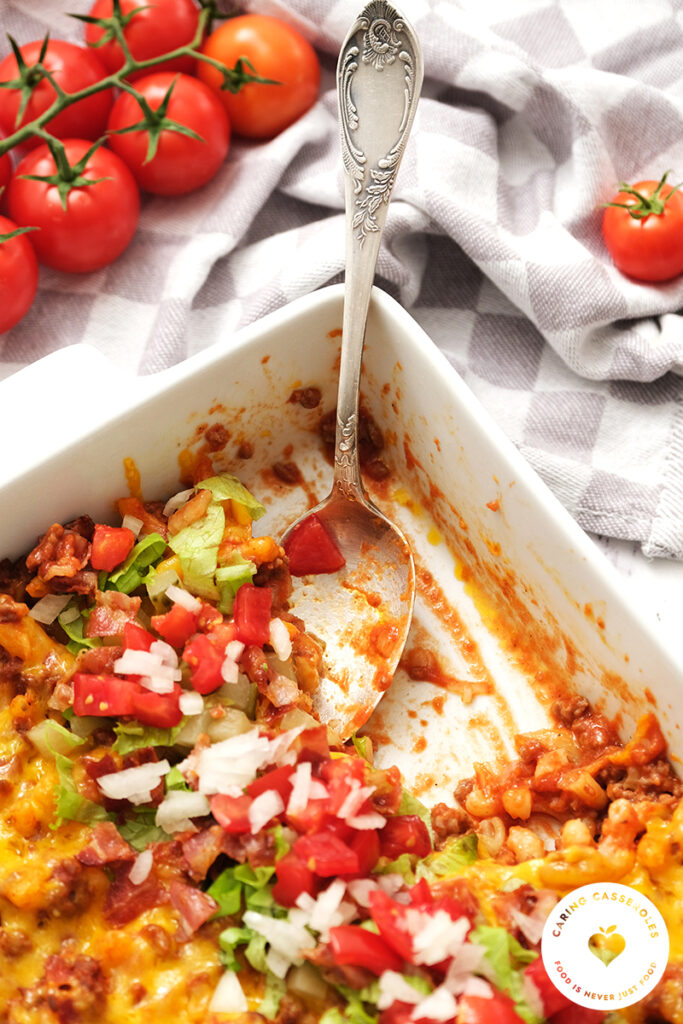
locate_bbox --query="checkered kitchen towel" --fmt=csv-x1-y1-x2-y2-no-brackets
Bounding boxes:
2,0,683,559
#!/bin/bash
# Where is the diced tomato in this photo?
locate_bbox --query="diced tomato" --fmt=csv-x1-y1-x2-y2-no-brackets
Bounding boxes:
290,726,330,763
369,886,474,965
294,829,360,877
349,828,380,875
286,797,331,836
525,958,573,1017
210,792,253,833
328,925,404,976
90,523,136,572
320,756,366,816
151,602,199,648
408,878,433,905
380,815,432,860
198,601,224,633
73,672,136,717
183,633,225,694
247,764,295,803
380,1003,441,1024
457,991,527,1024
233,583,272,646
205,619,238,646
130,682,183,728
123,620,155,651
284,513,346,576
271,850,317,907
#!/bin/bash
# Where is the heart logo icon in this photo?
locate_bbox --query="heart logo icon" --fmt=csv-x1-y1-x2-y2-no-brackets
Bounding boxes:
588,925,626,966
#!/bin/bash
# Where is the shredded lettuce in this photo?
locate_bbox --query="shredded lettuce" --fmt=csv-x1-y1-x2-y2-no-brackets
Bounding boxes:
113,721,184,756
327,985,381,1024
470,925,540,1023
52,751,112,828
165,765,190,792
168,503,224,601
351,734,373,762
58,605,101,653
398,788,433,837
209,863,276,919
219,924,268,973
258,974,286,1019
216,552,256,613
375,852,416,884
198,474,266,520
117,808,172,851
416,832,479,882
106,532,167,595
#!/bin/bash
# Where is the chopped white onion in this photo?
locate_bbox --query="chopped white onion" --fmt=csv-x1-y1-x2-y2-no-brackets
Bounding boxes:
377,972,423,1009
209,971,248,1014
139,675,175,695
121,514,144,536
266,673,299,708
411,986,458,1022
59,603,80,625
347,811,387,830
242,910,316,978
337,779,376,820
221,657,239,685
345,878,380,908
179,691,204,716
287,761,312,815
129,848,154,885
114,649,181,681
150,639,179,667
163,487,195,517
249,789,284,834
269,617,292,661
155,789,211,833
411,910,469,966
225,640,245,661
293,879,355,940
166,583,202,613
97,759,170,805
29,593,71,625
195,728,273,795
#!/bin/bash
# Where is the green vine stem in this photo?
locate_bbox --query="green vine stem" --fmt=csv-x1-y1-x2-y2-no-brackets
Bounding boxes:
0,1,272,159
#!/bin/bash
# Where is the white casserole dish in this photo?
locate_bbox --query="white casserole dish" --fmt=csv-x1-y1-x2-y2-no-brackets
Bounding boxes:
0,283,680,806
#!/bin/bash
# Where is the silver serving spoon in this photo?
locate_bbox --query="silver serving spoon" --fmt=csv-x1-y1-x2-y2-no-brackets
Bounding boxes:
283,1,423,739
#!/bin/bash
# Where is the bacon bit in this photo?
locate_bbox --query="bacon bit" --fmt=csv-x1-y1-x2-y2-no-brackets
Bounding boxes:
76,822,136,867
167,489,212,536
204,423,230,451
27,524,91,582
85,591,142,638
0,594,28,623
104,864,169,927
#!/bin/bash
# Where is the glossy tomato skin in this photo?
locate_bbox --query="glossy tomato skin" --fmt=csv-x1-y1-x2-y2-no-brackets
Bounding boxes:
0,215,38,333
602,179,683,282
85,0,200,79
107,72,230,195
198,14,320,139
8,140,140,273
0,40,113,149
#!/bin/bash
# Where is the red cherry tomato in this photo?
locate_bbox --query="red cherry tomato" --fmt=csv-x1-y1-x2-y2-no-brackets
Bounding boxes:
0,135,12,199
294,829,360,876
0,39,113,148
90,524,136,572
198,14,320,140
0,215,38,333
107,72,230,196
284,513,346,576
8,139,140,273
602,171,683,282
152,602,199,648
380,815,432,860
123,621,155,651
182,632,225,695
84,0,200,79
130,682,182,727
73,673,136,717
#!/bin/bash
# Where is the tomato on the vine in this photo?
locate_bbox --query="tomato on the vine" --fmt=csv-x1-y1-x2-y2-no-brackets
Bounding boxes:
85,0,200,79
0,215,38,333
0,39,113,148
107,72,230,196
602,171,683,282
8,139,140,273
198,14,321,140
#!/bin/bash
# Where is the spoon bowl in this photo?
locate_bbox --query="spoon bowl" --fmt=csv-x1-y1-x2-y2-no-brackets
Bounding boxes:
282,1,423,738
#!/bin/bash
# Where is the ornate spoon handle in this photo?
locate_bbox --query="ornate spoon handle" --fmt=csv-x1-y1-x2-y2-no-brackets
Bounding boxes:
334,1,424,499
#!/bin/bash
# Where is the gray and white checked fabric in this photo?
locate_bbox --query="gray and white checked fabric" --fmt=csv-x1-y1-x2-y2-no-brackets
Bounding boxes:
2,0,683,558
